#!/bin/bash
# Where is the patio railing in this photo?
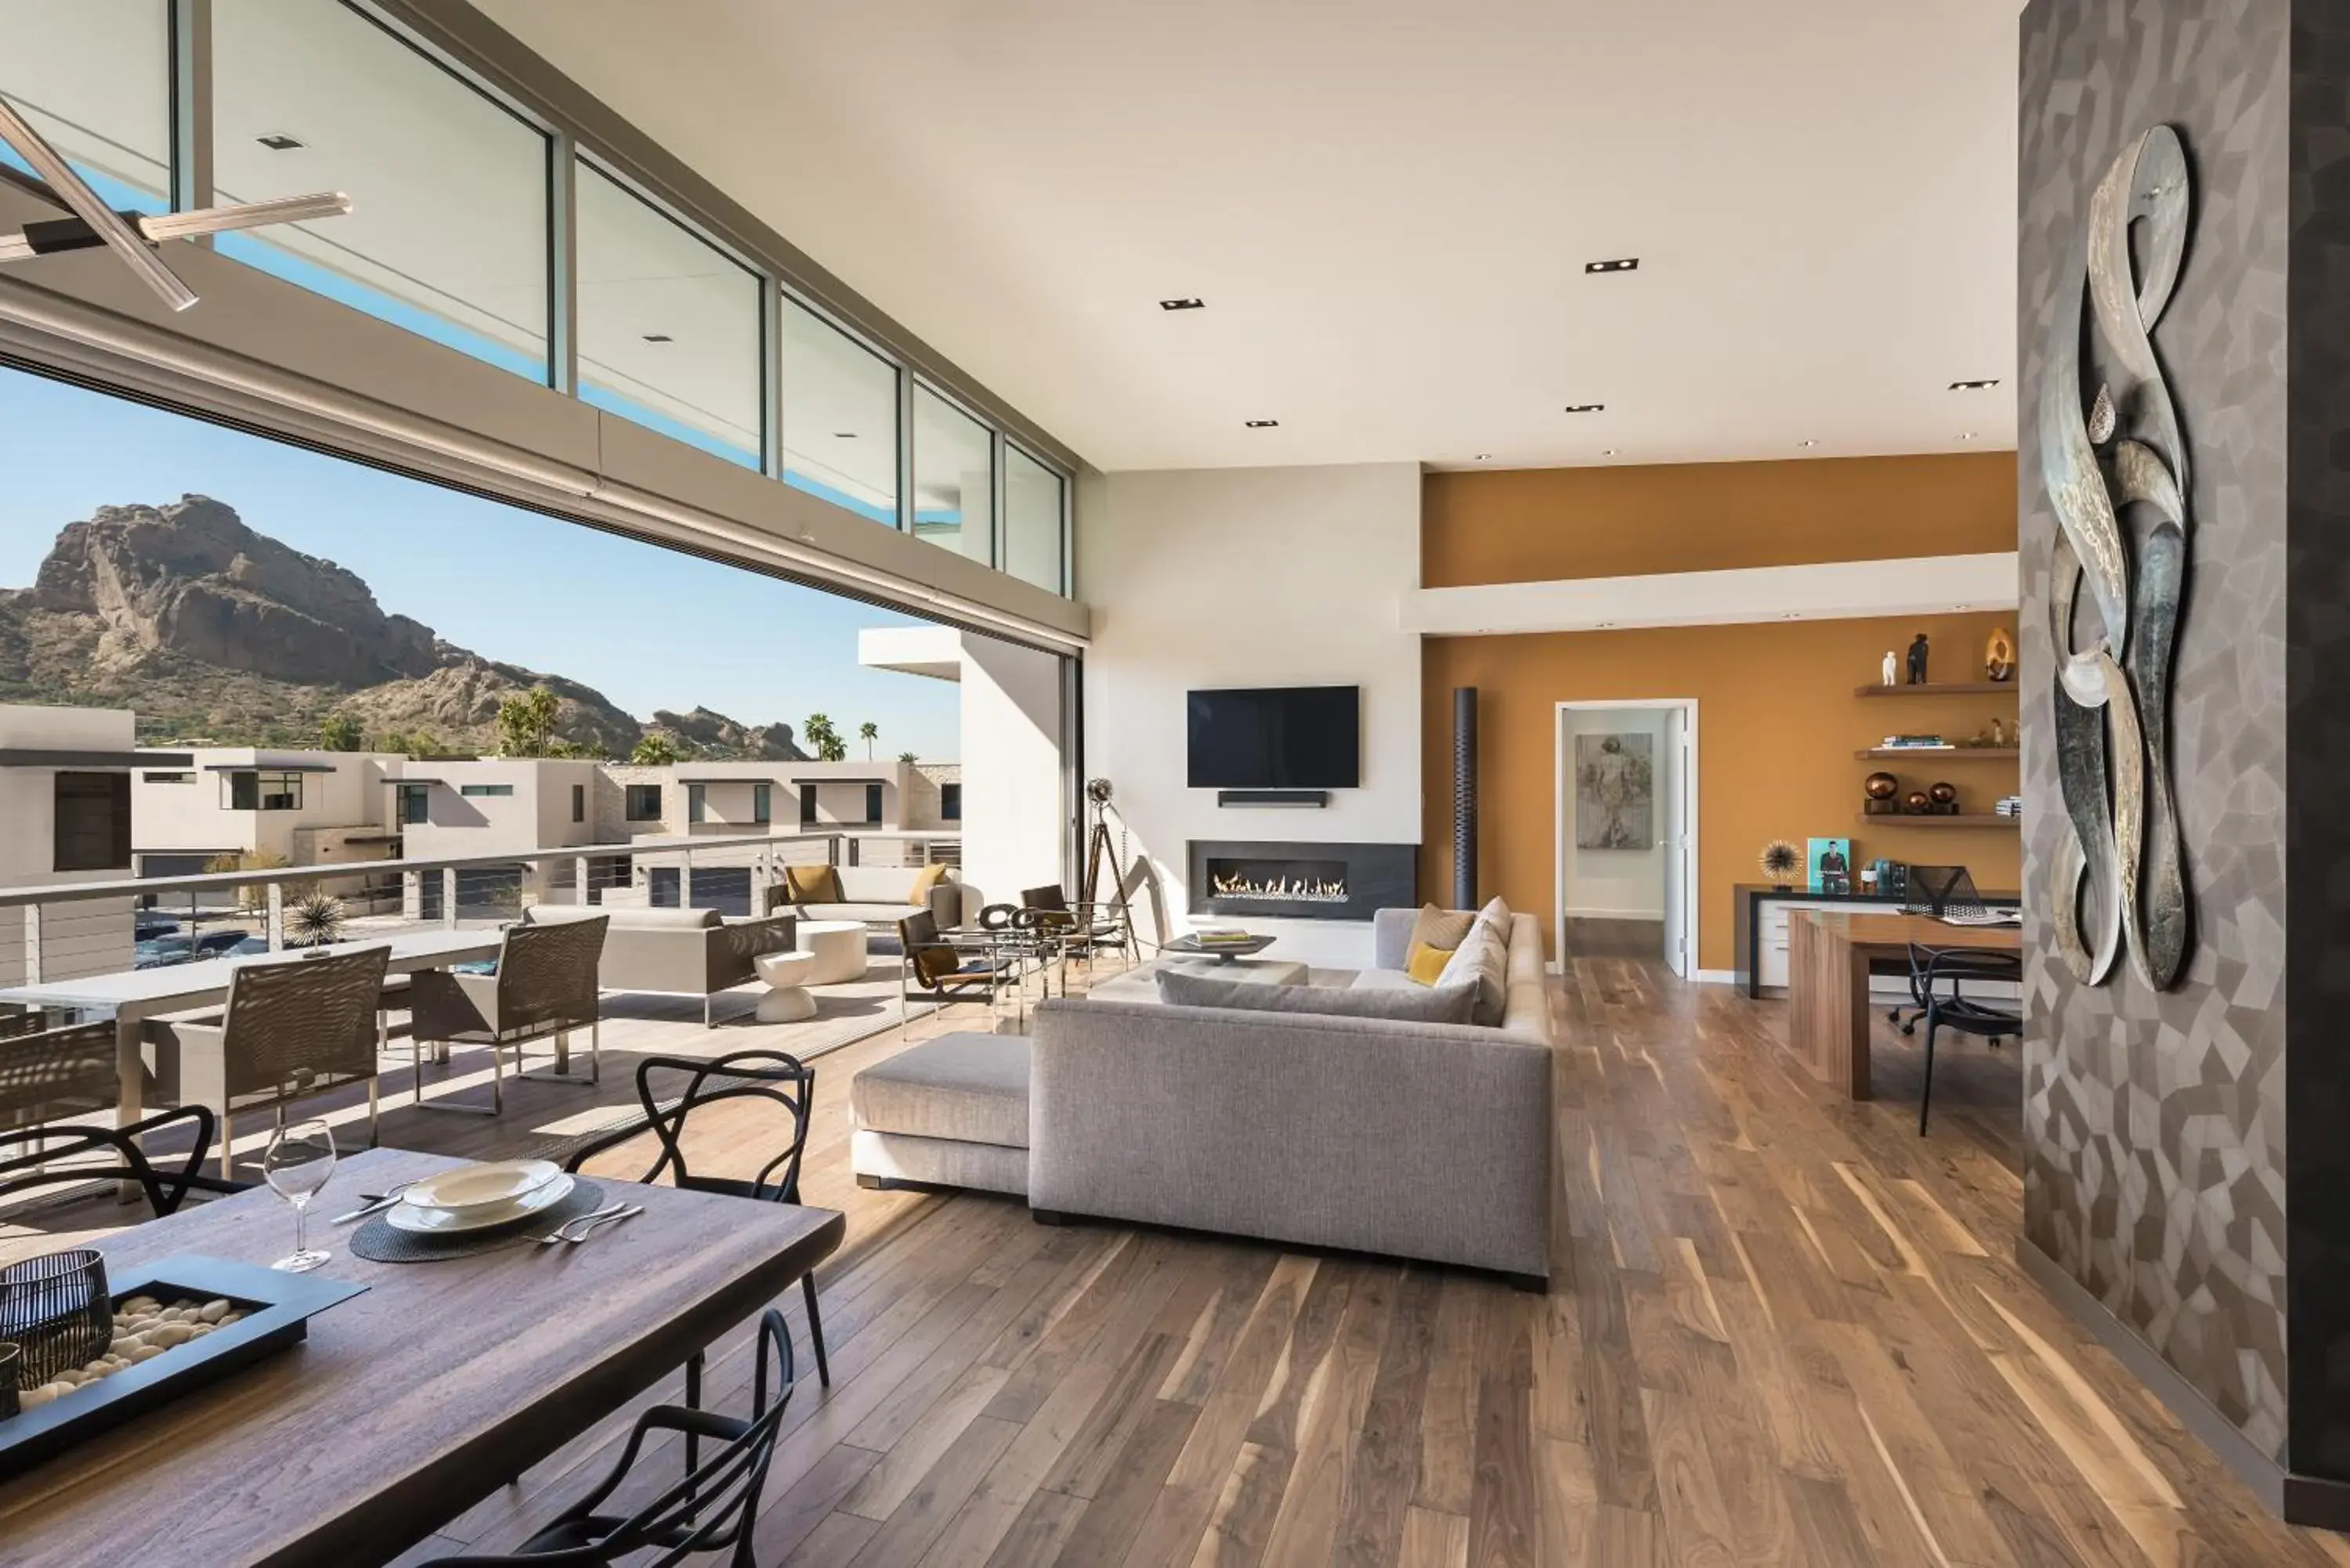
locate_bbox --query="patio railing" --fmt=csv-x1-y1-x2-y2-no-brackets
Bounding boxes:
0,829,960,988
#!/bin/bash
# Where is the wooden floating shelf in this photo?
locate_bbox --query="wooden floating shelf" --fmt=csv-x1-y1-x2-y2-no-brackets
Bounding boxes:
1854,747,2018,761
1854,681,2019,698
1854,815,2019,829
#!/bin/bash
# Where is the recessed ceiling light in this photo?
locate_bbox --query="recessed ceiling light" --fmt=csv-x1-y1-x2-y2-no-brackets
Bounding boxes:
1244,419,1279,428
1563,403,1605,414
833,431,858,439
642,333,673,343
1585,258,1640,274
1595,621,1617,629
256,133,305,151
1601,449,1617,457
1799,439,1818,447
1949,378,2001,390
1473,453,1493,462
1159,297,1205,311
1783,612,1803,620
1958,431,1979,441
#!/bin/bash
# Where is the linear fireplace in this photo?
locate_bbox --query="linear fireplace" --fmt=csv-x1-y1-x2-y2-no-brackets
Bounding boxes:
1186,840,1416,923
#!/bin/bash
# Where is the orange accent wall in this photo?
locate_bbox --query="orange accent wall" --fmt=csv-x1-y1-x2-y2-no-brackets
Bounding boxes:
1419,454,2021,973
1423,452,2017,587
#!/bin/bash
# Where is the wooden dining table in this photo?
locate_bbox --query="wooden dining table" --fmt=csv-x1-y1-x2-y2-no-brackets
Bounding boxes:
0,1147,844,1567
1784,909,2023,1100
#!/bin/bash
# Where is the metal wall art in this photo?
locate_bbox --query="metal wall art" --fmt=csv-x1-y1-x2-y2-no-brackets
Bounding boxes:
2041,124,2193,990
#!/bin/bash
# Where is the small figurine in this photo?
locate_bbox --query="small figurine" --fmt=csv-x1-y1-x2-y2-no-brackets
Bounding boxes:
1881,650,1898,687
1985,626,2017,682
1990,716,2007,747
1906,633,1930,686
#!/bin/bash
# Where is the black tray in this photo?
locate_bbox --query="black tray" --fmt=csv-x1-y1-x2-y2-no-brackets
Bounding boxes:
0,1254,367,1478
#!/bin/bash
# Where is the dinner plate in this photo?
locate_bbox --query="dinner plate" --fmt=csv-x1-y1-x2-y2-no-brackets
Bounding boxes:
386,1172,574,1234
402,1159,562,1216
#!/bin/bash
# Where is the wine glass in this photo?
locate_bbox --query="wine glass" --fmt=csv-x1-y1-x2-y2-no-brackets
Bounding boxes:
262,1119,338,1273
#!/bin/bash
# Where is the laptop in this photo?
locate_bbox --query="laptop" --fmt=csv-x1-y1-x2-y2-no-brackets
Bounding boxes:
1901,864,2015,924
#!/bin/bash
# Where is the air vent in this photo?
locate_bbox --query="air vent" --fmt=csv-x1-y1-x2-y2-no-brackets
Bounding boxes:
642,334,673,343
1563,403,1605,414
1244,419,1279,428
1159,297,1205,311
1949,378,2001,390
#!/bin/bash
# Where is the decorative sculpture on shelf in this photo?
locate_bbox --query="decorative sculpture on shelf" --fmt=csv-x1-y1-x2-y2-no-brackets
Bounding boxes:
2043,123,2193,991
1758,840,1802,890
1904,789,1931,814
1881,650,1899,687
1985,627,2017,682
1929,782,1958,814
1906,634,1930,685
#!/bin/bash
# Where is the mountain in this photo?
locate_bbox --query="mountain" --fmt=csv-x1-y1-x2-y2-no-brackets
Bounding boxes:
0,495,807,760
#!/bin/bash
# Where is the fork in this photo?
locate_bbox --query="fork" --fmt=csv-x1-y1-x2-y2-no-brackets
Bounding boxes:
532,1202,629,1245
564,1205,644,1245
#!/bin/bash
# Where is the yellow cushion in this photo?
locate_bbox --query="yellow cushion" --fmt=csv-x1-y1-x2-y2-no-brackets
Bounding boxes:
1405,941,1453,985
785,865,842,905
909,862,950,906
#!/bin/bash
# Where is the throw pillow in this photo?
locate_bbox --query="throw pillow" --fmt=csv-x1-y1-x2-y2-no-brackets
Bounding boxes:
1155,967,1478,1024
1434,923,1509,1026
909,862,951,907
785,865,843,905
1474,895,1514,938
1402,901,1478,987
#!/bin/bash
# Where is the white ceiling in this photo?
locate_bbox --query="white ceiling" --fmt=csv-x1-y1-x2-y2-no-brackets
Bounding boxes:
498,2,2020,474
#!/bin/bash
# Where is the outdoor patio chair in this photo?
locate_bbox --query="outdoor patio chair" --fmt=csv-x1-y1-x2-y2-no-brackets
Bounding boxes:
410,916,608,1116
0,1017,245,1215
141,945,391,1179
897,909,1007,1035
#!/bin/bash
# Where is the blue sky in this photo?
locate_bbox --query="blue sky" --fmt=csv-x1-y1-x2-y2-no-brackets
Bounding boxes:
0,367,961,760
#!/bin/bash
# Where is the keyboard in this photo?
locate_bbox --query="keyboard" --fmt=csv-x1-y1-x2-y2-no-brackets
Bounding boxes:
1936,908,2021,927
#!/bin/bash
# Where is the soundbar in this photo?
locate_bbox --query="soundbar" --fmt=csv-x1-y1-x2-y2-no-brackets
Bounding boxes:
1215,789,1329,808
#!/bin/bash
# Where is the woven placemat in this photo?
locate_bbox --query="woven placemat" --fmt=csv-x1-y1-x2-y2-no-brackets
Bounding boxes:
348,1178,609,1263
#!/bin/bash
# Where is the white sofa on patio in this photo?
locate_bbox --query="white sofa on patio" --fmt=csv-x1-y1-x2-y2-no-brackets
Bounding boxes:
768,864,964,931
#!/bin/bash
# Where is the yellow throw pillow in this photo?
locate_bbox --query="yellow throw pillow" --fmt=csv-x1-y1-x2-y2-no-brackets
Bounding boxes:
785,864,843,905
1405,941,1453,985
909,862,950,906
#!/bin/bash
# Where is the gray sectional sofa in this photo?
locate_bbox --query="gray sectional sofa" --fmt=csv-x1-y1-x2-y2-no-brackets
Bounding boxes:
852,908,1555,1287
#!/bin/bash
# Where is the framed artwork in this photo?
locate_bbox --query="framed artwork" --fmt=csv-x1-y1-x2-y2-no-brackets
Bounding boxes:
1808,836,1852,893
1574,732,1654,850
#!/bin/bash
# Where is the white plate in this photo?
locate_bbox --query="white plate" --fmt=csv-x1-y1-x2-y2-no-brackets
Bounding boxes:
402,1159,562,1216
386,1172,575,1234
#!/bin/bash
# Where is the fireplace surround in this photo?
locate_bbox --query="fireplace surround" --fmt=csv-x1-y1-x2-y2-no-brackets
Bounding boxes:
1186,840,1416,923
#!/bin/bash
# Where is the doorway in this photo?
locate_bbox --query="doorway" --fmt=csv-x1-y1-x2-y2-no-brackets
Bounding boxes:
1553,700,1698,977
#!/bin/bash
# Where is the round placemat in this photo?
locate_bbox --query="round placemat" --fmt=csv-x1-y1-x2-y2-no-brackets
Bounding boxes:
349,1179,609,1263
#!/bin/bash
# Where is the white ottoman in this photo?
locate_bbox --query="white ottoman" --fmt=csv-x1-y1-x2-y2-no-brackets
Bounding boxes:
795,919,871,985
753,950,816,1022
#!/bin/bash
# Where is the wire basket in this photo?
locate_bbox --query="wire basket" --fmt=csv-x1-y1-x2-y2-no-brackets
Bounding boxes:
0,1249,111,1389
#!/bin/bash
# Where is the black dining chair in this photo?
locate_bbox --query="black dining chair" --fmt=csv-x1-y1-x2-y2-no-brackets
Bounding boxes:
0,1017,246,1216
422,1306,796,1566
1908,943,2023,1136
561,1051,829,1389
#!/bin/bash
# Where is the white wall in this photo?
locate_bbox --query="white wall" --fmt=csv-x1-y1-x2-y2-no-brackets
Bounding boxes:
1561,706,1668,919
959,633,1065,909
1083,464,1422,967
0,704,137,985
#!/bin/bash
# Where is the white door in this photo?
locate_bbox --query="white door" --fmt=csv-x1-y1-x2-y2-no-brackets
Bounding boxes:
1661,707,1692,977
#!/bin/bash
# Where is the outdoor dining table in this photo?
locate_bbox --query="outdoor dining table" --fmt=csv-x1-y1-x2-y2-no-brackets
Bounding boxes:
0,929,505,1177
0,1146,844,1566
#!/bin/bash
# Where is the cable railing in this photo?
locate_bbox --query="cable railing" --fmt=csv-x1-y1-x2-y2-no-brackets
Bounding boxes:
0,828,960,987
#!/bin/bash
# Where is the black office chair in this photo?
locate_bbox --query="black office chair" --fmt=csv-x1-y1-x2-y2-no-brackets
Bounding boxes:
1907,943,2022,1135
423,1307,796,1566
1887,865,1986,1034
562,1052,829,1389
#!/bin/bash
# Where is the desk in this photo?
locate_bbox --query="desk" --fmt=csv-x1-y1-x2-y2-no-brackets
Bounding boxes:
1785,910,2020,1099
0,1147,844,1566
0,930,502,1177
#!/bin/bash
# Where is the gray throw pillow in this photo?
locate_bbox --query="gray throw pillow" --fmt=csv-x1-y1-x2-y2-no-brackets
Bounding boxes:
1155,966,1478,1024
1434,923,1509,1026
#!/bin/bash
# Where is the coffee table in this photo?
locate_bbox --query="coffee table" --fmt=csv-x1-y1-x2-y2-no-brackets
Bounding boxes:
753,950,817,1022
1164,933,1277,963
794,919,870,985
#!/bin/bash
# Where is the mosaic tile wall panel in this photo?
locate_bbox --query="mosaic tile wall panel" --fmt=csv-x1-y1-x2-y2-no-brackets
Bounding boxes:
2019,0,2292,1461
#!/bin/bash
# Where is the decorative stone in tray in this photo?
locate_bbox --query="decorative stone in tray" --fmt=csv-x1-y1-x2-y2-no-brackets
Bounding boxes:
0,1254,366,1479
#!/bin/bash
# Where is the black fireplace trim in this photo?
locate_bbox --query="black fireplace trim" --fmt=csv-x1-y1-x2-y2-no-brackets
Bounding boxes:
1186,839,1417,923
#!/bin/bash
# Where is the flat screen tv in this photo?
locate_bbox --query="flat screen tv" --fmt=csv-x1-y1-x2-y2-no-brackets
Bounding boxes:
1187,685,1361,789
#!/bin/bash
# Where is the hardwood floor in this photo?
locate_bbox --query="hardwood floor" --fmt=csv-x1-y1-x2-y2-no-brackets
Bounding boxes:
1561,918,1665,962
9,954,2348,1566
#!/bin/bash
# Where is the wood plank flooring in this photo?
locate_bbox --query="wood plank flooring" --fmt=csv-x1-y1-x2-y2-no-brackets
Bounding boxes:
8,953,2348,1566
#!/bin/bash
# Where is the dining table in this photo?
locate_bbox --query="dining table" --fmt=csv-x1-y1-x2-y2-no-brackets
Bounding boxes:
0,1146,844,1566
0,929,505,1183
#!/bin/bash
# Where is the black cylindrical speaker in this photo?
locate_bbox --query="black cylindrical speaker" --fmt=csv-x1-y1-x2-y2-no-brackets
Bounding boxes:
1452,686,1478,909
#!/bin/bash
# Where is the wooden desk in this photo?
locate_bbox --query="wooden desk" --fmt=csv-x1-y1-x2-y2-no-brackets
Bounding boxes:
1785,909,2020,1099
0,1147,844,1567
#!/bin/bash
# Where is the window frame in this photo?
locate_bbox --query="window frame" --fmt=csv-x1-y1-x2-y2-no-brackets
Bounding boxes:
53,771,131,873
625,782,663,822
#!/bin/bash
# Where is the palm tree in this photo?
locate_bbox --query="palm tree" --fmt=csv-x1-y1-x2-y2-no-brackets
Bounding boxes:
631,732,681,765
802,714,847,763
859,721,879,759
497,686,562,757
898,750,918,764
